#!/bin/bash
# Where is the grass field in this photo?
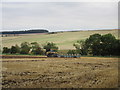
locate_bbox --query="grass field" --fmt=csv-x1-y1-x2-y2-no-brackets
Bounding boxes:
2,57,118,88
2,29,118,50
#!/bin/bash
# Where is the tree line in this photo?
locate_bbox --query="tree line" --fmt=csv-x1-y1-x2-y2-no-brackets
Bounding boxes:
2,33,120,56
72,33,120,56
2,42,58,55
1,29,49,35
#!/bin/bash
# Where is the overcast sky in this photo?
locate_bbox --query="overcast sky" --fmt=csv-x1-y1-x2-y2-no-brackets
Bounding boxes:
2,2,118,32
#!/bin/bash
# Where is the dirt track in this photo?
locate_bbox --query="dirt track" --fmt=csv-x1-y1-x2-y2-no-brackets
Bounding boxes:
2,56,118,88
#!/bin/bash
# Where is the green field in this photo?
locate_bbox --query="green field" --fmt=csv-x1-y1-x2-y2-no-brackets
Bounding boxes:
2,29,118,50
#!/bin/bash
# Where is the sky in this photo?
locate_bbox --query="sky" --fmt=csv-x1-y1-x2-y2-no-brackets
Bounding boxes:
1,1,118,32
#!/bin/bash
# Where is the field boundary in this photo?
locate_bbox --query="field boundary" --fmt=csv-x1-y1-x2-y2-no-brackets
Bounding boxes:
0,55,47,58
1,55,119,59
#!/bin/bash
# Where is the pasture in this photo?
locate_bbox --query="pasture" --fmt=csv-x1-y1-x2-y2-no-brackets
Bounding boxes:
2,29,118,50
2,56,118,88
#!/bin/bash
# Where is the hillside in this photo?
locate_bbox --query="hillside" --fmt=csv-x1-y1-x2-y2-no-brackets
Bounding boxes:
2,29,118,50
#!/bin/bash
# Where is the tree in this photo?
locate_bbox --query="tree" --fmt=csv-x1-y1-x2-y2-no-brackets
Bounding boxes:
2,47,10,54
31,42,44,55
85,34,102,56
73,33,120,56
15,44,20,53
73,40,88,55
10,46,17,54
0,45,2,54
43,42,58,53
114,39,120,55
20,42,31,54
31,42,39,48
32,47,44,55
100,34,117,56
10,45,20,54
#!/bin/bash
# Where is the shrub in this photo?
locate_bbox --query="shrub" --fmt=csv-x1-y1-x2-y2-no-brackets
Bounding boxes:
67,50,77,54
2,47,10,54
20,42,31,54
32,47,45,55
10,45,20,54
43,42,58,53
31,42,45,55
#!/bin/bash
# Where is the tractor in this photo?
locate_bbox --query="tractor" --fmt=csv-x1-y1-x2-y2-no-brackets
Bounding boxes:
46,49,59,57
46,49,81,58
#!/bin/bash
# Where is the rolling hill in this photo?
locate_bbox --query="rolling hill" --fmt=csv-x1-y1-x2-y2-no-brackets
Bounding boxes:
2,29,118,50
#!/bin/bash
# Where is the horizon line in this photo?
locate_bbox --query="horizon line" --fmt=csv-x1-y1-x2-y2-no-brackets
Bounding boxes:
0,28,118,33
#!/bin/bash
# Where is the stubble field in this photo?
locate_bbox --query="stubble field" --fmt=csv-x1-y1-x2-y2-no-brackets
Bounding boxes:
2,57,118,88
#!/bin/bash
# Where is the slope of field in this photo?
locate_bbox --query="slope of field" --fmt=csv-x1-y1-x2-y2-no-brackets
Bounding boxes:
2,57,118,88
2,29,118,50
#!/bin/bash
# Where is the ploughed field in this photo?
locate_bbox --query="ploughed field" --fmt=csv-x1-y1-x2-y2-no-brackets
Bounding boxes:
2,56,118,88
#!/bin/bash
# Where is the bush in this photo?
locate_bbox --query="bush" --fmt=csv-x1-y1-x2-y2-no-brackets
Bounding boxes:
31,42,45,55
43,42,58,53
73,40,88,55
2,47,10,53
10,46,17,54
20,42,31,54
32,47,45,55
10,45,20,54
67,50,77,54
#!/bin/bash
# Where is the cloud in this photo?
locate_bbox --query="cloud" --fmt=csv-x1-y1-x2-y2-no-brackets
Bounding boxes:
2,2,118,31
2,0,119,2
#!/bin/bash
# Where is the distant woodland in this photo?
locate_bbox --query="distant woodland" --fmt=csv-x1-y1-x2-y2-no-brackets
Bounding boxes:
1,29,49,35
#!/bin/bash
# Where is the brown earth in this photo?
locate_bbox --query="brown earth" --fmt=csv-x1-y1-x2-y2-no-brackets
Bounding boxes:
1,57,118,88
